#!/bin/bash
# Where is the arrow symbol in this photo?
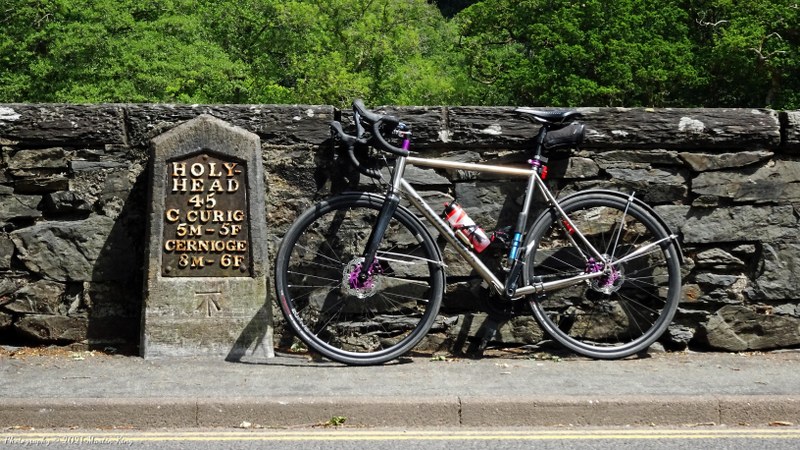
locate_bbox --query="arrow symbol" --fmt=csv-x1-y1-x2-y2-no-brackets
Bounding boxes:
196,293,223,317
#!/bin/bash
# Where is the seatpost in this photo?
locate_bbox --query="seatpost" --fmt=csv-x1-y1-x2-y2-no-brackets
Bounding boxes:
532,126,547,160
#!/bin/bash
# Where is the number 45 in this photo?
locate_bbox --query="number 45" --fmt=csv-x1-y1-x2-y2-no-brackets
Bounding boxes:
189,193,216,209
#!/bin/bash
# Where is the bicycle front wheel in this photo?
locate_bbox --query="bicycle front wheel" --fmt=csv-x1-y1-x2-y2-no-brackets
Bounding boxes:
525,193,681,359
274,193,444,365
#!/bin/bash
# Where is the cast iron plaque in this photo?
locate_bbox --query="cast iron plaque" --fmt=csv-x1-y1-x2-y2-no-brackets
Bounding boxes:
161,151,251,277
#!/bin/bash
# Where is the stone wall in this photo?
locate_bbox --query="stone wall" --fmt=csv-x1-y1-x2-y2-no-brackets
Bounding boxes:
0,104,798,355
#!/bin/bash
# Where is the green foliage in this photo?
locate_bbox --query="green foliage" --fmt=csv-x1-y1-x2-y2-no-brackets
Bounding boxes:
686,0,800,108
457,0,699,106
1,0,248,103
322,416,347,427
198,0,464,106
0,0,798,108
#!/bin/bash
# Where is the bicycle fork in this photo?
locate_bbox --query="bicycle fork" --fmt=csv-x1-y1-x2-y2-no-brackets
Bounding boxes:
355,157,409,286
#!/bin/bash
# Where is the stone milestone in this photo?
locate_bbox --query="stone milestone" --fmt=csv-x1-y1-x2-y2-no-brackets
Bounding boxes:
142,114,272,359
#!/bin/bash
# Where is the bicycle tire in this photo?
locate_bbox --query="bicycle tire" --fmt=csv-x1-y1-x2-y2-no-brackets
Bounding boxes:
274,192,444,365
524,192,681,359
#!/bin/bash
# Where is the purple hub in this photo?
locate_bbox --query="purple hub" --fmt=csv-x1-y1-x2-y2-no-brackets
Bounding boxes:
585,257,604,274
348,263,373,290
343,258,382,298
587,257,623,294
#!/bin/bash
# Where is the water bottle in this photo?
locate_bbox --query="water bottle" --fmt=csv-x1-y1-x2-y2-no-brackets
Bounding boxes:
443,202,490,253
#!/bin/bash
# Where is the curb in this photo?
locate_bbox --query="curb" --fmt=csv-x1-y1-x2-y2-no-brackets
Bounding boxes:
3,395,799,429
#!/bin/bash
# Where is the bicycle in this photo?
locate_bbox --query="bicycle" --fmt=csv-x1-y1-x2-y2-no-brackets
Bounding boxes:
274,99,683,365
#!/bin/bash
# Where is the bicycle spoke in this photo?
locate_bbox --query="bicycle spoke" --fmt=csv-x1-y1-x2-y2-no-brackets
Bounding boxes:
294,239,346,267
286,271,339,284
379,290,430,304
275,194,443,364
528,194,680,358
286,256,343,274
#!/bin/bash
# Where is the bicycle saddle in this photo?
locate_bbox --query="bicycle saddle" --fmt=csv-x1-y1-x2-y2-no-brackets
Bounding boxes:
516,108,582,125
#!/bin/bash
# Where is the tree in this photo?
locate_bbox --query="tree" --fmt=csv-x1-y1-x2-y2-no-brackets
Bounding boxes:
687,0,800,108
456,0,698,107
1,0,797,108
0,0,53,101
0,0,249,103
0,0,468,106
199,0,467,106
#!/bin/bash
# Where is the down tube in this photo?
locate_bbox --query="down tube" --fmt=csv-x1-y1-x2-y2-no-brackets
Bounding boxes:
398,179,505,294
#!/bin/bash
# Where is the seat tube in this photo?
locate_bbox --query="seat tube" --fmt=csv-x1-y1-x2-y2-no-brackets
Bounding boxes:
511,130,546,261
509,165,540,261
503,143,543,297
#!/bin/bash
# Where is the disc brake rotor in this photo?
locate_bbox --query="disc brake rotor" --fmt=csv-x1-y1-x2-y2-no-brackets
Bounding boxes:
342,257,382,299
587,255,625,295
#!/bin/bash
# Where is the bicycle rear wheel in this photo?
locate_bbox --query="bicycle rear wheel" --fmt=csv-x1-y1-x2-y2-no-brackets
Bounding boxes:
274,193,444,365
525,193,681,359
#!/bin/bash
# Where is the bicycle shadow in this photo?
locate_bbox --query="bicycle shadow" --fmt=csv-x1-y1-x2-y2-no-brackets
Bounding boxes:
452,313,501,357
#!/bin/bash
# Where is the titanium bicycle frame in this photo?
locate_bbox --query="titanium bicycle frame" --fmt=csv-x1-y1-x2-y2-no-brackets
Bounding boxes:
355,130,677,301
395,154,606,299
